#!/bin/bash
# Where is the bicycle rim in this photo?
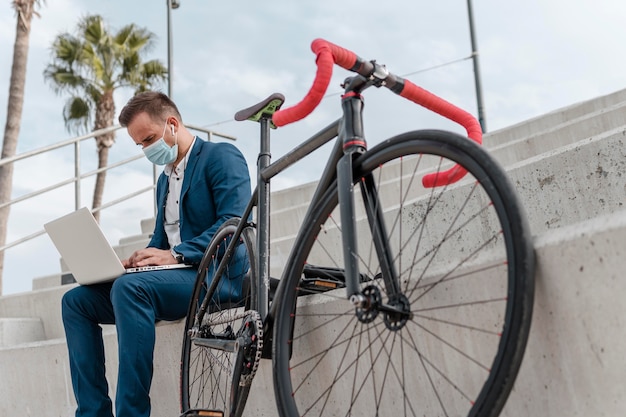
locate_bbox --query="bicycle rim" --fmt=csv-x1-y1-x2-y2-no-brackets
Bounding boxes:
273,130,535,417
180,218,258,416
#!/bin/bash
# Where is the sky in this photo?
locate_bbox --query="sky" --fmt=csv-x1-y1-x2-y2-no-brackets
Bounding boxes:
1,0,625,294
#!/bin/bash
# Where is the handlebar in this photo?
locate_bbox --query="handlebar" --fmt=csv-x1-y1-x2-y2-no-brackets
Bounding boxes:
272,38,483,187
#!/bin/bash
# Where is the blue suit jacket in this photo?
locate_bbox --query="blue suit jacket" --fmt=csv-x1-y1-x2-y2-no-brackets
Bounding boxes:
147,138,250,264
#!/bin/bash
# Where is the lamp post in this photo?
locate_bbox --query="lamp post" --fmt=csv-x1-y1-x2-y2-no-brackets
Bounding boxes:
166,0,180,99
467,0,487,133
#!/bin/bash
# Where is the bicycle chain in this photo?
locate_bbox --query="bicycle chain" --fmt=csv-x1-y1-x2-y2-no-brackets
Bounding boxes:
236,310,263,386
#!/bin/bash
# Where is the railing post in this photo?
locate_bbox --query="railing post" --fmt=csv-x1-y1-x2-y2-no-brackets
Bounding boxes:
74,140,81,210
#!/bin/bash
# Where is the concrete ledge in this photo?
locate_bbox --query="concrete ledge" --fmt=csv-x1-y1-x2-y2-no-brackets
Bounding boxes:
0,284,74,340
31,273,64,291
487,101,626,167
502,209,626,416
0,318,45,347
485,88,626,145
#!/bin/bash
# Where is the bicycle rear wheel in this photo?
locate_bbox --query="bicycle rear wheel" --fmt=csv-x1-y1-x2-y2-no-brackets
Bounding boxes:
273,130,535,417
180,218,259,417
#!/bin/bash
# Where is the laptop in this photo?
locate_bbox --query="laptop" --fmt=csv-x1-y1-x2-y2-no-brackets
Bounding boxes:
44,207,192,285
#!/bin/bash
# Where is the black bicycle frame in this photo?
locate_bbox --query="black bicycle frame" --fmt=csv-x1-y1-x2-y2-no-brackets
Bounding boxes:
202,76,403,325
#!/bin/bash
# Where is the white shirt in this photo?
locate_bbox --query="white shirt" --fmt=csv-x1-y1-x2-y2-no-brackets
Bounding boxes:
163,137,196,249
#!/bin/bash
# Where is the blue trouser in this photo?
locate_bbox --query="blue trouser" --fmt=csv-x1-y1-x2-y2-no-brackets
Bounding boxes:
62,269,197,417
61,245,248,417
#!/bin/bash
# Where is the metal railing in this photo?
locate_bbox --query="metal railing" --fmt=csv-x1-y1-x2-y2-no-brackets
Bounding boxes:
0,124,236,254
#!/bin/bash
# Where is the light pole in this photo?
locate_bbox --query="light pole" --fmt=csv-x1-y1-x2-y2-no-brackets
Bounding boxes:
166,0,180,99
467,0,487,133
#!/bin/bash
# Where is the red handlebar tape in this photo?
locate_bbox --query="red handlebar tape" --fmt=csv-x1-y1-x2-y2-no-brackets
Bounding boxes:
271,38,484,187
399,81,483,187
272,39,360,127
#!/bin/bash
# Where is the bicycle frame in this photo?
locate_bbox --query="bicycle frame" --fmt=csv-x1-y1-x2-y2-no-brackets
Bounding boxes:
197,38,484,329
201,76,409,329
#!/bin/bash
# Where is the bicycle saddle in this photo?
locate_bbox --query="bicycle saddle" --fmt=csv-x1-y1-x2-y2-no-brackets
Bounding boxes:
234,93,285,125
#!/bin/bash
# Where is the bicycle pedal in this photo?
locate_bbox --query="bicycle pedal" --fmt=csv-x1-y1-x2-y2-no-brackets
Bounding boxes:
301,279,342,291
180,410,224,417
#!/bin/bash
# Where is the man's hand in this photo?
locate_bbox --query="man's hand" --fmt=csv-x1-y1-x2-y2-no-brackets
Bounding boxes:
122,248,177,268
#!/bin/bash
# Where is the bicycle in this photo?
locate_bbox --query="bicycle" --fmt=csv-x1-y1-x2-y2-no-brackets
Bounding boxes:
179,38,535,417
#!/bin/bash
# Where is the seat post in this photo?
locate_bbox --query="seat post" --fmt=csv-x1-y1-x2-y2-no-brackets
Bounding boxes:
256,116,272,319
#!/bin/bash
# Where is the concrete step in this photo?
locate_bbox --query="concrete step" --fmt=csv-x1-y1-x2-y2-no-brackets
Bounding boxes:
117,216,155,249
0,317,45,347
486,99,626,167
31,273,67,291
0,320,182,417
484,87,626,145
0,284,74,341
507,126,625,233
1,209,624,416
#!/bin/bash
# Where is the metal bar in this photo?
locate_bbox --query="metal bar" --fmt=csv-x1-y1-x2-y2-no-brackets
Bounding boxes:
0,186,155,252
91,185,155,213
79,154,144,178
467,0,487,132
167,0,174,99
0,154,146,210
185,124,237,141
74,140,81,210
0,125,121,167
256,118,271,320
260,119,340,182
336,153,361,298
0,229,47,253
191,337,237,353
0,177,78,210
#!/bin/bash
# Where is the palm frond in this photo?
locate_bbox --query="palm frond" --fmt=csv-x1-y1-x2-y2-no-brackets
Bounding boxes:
63,96,93,135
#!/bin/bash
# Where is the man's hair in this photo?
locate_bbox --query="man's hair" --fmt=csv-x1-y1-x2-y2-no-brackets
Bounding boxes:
118,91,183,127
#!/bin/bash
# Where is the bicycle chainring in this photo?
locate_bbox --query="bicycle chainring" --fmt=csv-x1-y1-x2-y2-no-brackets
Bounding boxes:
355,285,382,324
234,310,263,386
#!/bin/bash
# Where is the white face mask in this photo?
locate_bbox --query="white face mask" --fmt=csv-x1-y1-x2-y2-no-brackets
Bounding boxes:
143,122,178,165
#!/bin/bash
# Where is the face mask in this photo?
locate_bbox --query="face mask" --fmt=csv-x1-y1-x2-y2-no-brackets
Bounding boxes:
143,122,178,165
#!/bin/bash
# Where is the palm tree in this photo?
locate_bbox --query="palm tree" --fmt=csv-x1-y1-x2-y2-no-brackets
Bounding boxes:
0,0,45,294
44,14,167,222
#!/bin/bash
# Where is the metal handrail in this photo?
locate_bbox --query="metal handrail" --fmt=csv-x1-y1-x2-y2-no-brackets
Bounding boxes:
0,123,235,254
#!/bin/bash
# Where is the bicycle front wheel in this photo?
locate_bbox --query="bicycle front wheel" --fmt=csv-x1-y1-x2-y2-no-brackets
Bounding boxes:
273,130,535,417
180,218,259,417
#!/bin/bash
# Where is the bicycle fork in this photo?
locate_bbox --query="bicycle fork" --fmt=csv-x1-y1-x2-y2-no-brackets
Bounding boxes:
337,77,412,328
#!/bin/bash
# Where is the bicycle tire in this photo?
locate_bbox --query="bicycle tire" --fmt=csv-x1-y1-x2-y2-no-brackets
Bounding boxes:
180,217,258,416
273,130,535,417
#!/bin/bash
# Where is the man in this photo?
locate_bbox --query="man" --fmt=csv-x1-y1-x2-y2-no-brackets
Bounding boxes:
61,91,251,417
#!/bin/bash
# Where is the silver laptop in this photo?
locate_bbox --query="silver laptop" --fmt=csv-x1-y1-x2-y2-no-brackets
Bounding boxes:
44,207,192,285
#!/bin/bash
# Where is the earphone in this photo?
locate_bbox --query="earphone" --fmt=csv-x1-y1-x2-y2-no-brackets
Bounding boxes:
170,125,175,135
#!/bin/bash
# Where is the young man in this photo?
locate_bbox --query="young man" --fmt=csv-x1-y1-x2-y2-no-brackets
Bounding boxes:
61,91,251,417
